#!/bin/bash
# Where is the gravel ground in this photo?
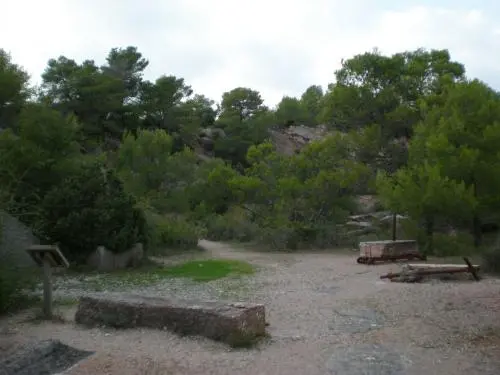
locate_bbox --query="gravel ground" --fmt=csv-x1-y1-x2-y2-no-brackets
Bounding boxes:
1,240,500,375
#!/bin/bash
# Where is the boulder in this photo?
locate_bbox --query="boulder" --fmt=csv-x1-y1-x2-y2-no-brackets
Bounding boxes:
86,243,144,272
75,294,266,346
0,211,40,267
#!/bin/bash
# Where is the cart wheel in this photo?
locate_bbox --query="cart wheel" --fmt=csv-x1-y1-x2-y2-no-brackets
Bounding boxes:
357,257,366,264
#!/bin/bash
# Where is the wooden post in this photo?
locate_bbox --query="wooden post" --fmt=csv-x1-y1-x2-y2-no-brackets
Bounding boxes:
42,253,53,318
392,213,397,241
463,256,480,281
25,245,69,319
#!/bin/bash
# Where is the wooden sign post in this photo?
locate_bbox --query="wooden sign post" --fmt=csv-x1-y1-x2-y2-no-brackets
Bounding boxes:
26,245,69,319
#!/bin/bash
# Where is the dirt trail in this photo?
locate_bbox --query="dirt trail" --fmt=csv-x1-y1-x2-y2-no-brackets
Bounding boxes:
2,241,500,375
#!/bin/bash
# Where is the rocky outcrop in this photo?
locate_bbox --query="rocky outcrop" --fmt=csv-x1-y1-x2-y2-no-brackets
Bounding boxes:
86,243,144,272
0,211,39,267
195,124,331,157
75,294,267,346
269,124,331,155
196,127,227,157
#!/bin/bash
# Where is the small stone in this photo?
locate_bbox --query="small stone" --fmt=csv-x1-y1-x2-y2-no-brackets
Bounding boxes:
230,302,246,308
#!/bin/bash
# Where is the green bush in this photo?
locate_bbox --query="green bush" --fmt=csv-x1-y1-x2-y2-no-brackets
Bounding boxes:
35,161,148,264
482,246,500,275
431,232,474,256
204,208,258,242
0,254,37,314
147,214,201,254
397,220,474,256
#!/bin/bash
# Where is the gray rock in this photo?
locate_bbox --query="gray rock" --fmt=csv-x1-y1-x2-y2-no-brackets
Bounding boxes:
0,211,39,267
86,243,144,271
346,221,373,228
0,339,93,375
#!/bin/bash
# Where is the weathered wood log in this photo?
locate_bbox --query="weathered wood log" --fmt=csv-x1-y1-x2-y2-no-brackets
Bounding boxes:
407,263,479,269
381,256,480,282
381,266,480,280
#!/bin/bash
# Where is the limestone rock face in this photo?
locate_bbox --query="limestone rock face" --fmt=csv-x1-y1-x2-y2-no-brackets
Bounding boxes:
269,124,331,155
75,294,266,346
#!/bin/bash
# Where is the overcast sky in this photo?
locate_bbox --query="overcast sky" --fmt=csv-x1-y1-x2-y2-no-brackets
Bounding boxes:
1,0,499,107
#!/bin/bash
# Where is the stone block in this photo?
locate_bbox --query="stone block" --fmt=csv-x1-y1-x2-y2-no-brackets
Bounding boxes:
75,294,266,346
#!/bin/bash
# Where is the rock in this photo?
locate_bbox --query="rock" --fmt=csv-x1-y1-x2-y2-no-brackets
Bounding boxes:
346,221,372,228
348,214,377,222
75,294,266,346
269,124,331,155
380,214,408,223
354,195,379,214
86,243,144,272
0,339,93,375
196,128,227,156
0,211,40,268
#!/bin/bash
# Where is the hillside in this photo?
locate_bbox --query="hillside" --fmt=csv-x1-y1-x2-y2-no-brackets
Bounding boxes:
1,45,500,267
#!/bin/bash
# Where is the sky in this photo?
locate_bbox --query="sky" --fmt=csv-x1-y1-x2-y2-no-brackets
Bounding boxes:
1,0,499,107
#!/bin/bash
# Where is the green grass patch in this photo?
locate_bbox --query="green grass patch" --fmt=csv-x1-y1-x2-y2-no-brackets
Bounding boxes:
158,259,255,282
62,258,256,291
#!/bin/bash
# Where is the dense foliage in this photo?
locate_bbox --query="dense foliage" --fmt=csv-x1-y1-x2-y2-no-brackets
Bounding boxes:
1,44,500,272
36,160,148,262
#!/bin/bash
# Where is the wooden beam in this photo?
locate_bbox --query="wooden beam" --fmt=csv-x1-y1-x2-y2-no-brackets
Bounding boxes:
463,256,480,281
407,263,480,269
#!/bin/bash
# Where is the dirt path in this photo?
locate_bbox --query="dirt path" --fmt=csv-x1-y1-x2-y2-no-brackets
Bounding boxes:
2,241,500,375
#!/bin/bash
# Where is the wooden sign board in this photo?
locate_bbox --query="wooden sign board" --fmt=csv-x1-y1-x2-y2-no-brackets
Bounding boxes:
26,245,69,268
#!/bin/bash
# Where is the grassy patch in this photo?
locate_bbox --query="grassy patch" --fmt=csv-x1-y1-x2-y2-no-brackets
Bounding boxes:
163,259,255,282
61,258,256,291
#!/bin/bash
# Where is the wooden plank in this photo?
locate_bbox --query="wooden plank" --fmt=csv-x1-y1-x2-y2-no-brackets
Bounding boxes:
26,245,69,268
381,264,480,280
407,263,480,269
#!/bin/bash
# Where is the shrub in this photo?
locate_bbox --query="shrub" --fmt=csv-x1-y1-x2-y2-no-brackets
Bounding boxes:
482,246,500,275
35,161,148,264
204,207,258,242
432,232,474,256
0,253,37,314
147,213,201,254
482,234,500,275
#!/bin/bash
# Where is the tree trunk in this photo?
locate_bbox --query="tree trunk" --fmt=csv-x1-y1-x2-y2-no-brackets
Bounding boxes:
472,181,482,248
473,214,482,248
392,213,397,241
425,216,434,254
